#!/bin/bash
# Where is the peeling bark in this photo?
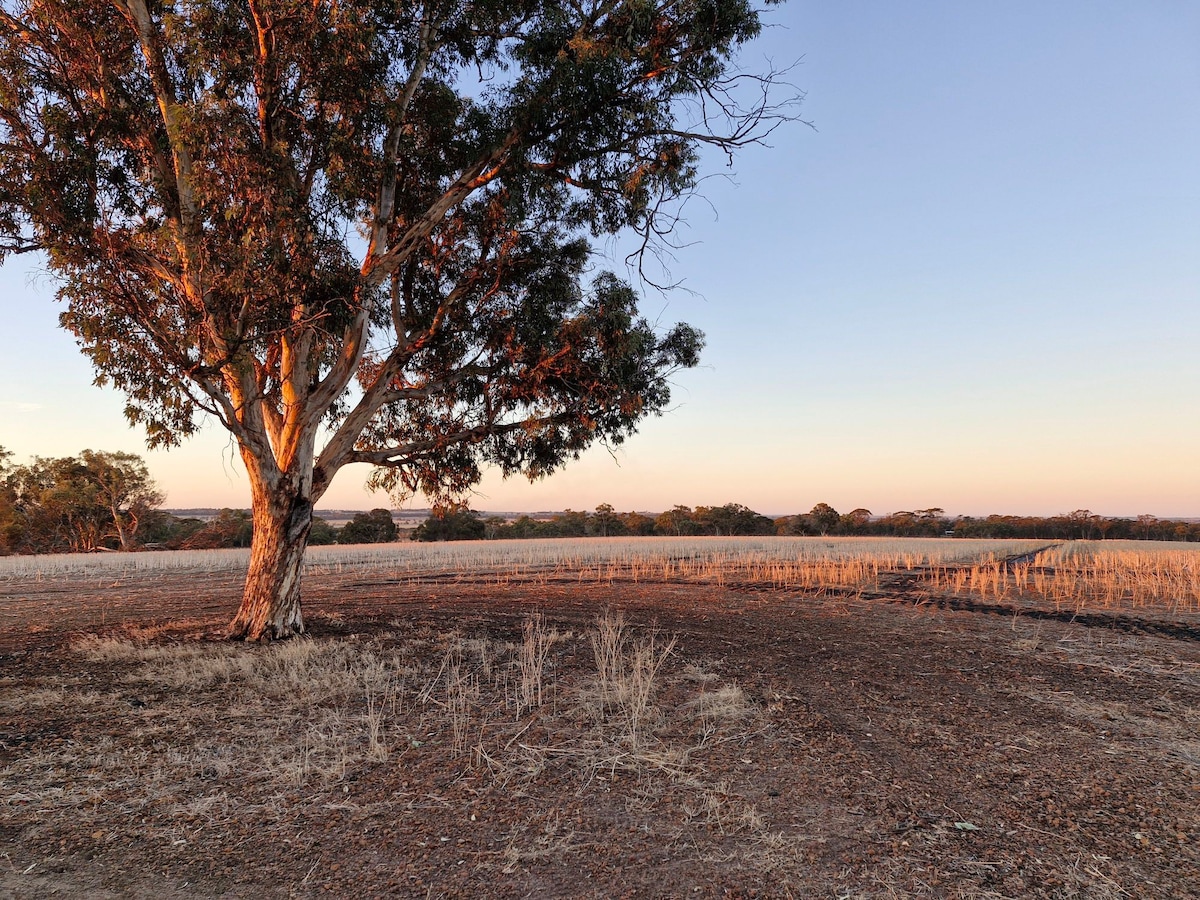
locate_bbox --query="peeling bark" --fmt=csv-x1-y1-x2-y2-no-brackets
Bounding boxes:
226,490,313,641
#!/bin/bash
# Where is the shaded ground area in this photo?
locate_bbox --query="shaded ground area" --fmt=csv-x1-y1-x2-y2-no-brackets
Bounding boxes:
2,568,1199,898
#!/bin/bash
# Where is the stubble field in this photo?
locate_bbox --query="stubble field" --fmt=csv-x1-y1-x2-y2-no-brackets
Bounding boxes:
2,537,1199,898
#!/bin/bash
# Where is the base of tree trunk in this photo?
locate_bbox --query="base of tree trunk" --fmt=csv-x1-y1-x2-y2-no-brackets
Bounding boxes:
226,601,305,642
226,495,312,641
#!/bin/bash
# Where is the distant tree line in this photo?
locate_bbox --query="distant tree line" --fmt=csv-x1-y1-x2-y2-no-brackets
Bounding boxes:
133,507,400,552
772,505,1200,542
411,502,778,542
414,502,1200,543
4,448,1197,552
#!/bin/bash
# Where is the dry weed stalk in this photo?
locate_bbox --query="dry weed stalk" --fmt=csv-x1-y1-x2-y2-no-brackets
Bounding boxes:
363,670,400,762
417,644,478,757
590,609,628,712
589,610,677,745
516,613,558,715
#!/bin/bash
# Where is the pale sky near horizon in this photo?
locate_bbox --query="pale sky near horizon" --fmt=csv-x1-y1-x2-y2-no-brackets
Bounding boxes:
2,2,1198,518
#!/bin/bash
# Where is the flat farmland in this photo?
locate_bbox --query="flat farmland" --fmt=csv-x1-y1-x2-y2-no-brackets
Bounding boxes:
2,537,1199,898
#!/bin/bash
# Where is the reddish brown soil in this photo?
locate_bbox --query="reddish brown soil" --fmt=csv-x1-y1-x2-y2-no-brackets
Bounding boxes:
2,568,1199,898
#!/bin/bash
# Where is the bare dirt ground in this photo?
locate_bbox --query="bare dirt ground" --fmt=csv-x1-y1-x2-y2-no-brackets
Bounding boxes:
2,564,1199,898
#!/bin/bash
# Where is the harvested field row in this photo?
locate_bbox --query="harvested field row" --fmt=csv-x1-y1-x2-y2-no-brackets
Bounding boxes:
922,541,1200,617
0,536,1045,581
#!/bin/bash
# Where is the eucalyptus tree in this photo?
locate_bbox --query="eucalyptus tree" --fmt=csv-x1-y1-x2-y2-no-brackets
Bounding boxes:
7,455,109,552
0,447,17,553
0,0,795,638
80,449,164,551
808,501,839,535
0,450,162,552
337,508,399,544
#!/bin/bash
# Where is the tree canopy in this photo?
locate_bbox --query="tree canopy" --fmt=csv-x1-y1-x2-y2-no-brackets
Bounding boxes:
0,448,162,552
338,508,399,544
0,0,795,637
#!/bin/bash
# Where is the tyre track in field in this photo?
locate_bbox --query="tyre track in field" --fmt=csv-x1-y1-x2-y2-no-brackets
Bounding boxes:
874,566,1200,642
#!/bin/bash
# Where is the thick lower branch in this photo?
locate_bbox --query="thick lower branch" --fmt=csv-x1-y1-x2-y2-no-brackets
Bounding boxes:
346,414,569,468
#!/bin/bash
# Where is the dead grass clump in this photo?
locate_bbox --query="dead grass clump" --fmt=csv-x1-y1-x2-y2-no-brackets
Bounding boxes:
679,779,767,836
682,683,756,723
71,633,150,662
588,610,677,746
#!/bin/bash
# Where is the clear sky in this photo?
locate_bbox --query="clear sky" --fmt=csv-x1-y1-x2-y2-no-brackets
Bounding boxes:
2,2,1198,517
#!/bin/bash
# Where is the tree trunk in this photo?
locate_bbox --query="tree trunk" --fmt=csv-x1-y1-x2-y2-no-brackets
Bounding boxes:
227,488,314,641
113,512,135,552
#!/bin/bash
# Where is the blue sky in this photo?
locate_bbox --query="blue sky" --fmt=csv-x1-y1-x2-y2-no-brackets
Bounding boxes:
2,1,1198,516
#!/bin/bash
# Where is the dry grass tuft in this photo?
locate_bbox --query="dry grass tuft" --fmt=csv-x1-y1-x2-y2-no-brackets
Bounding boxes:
588,610,677,746
516,612,559,715
682,683,756,723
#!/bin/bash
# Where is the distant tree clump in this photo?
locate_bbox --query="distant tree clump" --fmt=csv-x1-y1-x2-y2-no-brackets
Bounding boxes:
307,518,339,546
621,511,657,536
590,503,625,538
692,503,776,536
412,504,485,542
179,509,254,550
0,448,163,553
79,451,164,551
473,501,777,541
808,502,840,535
338,509,399,545
654,505,701,536
839,508,873,532
0,449,18,553
138,510,206,548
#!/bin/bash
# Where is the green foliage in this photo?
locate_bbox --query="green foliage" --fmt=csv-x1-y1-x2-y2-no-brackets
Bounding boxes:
504,515,546,539
654,505,700,536
78,450,163,550
179,509,254,550
308,517,339,546
808,502,840,535
482,501,775,539
692,503,775,536
839,508,873,532
0,447,18,553
590,503,625,537
138,511,206,548
551,509,590,537
621,511,656,536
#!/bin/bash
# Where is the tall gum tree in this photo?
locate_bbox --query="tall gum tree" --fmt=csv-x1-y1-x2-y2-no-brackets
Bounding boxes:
0,0,798,639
